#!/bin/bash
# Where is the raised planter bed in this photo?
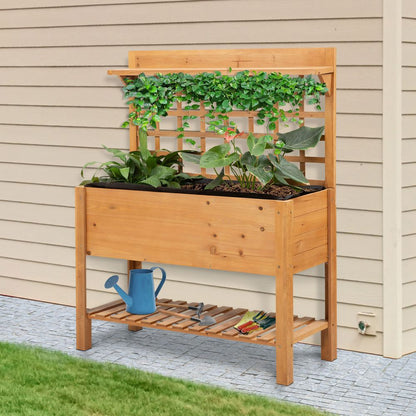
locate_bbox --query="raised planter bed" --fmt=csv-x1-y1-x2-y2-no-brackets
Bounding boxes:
75,47,337,386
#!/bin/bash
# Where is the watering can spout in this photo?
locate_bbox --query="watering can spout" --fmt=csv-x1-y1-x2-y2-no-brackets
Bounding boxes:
104,275,133,307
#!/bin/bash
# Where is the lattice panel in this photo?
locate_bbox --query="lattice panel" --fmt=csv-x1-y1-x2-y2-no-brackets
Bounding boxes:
109,47,336,188
135,98,326,186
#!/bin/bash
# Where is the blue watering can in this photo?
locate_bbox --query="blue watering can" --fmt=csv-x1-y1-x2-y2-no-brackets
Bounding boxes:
104,267,166,315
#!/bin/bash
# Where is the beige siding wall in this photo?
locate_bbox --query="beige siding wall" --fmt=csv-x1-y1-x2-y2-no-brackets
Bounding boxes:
402,0,416,354
0,0,385,353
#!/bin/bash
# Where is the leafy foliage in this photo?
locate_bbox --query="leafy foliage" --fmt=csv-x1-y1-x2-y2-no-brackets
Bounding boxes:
197,126,325,189
80,142,200,188
121,70,327,136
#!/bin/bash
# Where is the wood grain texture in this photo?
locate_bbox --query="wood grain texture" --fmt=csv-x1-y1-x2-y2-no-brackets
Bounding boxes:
75,186,91,350
275,200,295,385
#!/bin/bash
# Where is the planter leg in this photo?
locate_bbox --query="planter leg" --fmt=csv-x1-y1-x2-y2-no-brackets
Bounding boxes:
75,187,92,350
275,202,294,385
321,188,337,361
127,260,143,332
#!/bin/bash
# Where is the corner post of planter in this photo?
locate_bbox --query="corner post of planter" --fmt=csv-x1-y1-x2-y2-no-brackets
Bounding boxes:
275,200,295,385
127,260,143,332
321,188,337,361
75,186,92,350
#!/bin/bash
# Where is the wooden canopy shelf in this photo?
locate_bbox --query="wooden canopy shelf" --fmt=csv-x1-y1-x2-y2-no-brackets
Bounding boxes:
108,66,334,76
75,47,337,386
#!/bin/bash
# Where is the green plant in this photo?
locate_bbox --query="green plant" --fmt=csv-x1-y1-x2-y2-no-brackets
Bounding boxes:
121,70,327,138
81,135,200,188
183,125,325,190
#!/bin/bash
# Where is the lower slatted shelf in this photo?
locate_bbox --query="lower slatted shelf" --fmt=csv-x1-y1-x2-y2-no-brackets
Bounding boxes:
87,298,328,346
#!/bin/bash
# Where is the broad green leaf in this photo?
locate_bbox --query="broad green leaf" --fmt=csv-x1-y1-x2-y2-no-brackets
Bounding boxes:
103,145,127,163
120,167,130,181
150,165,176,180
247,134,272,157
275,157,309,184
140,176,161,188
200,144,238,168
278,126,325,150
180,152,202,165
246,165,273,186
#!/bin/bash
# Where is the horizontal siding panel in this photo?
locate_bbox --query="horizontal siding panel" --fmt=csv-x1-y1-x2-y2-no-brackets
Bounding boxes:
337,114,382,138
337,209,382,235
337,137,382,163
403,18,416,43
337,280,382,307
0,143,111,168
337,185,382,211
0,220,73,247
403,210,416,235
403,234,416,260
333,327,382,354
0,0,192,8
0,182,74,207
0,20,382,48
403,257,416,284
403,281,416,308
402,68,416,92
403,43,416,67
402,163,416,187
1,201,73,227
0,276,116,308
0,86,125,108
0,125,128,148
0,43,383,68
0,105,126,128
0,1,383,29
403,328,416,355
337,162,382,187
0,163,80,186
403,305,416,331
402,139,416,163
337,90,382,114
337,233,382,260
403,91,416,114
403,186,416,211
338,257,382,284
403,0,416,18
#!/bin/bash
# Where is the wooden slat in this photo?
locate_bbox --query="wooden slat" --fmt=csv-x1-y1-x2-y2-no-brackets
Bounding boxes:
293,226,327,256
93,304,126,318
109,66,334,76
293,316,315,329
293,189,327,217
293,244,328,274
201,307,247,333
205,315,245,335
172,304,218,329
87,299,124,315
189,306,234,332
294,320,328,343
293,207,327,236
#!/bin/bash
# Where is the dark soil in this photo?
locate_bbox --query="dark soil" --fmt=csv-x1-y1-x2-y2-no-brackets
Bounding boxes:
181,181,302,199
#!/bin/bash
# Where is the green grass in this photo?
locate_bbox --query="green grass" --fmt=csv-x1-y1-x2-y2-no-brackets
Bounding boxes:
0,342,330,416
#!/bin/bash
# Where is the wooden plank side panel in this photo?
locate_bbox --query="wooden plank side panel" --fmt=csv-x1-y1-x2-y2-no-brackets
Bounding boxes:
85,187,277,275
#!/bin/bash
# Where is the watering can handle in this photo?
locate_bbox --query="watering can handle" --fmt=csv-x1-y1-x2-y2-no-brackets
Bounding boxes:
151,266,166,298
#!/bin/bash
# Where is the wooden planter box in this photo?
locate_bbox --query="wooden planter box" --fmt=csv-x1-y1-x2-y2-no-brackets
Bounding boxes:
75,48,337,386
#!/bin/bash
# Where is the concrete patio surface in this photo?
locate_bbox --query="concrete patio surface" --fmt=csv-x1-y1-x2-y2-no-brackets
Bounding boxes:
1,295,415,416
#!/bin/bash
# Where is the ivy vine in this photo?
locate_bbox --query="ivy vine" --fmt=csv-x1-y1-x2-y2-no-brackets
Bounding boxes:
121,70,327,137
